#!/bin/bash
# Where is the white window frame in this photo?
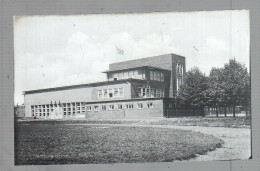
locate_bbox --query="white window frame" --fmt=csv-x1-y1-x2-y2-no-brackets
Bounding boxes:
94,105,99,111
117,104,123,110
147,102,153,109
137,103,143,109
98,90,103,99
101,105,107,111
119,87,124,97
108,89,113,98
114,88,119,97
108,105,115,110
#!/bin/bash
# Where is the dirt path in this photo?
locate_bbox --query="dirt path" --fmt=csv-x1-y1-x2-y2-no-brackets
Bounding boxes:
67,123,251,161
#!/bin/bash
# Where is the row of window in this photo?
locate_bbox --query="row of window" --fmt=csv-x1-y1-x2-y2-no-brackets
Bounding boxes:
138,87,165,98
31,102,86,117
98,87,124,98
31,101,155,117
86,102,154,111
108,69,145,81
150,71,164,81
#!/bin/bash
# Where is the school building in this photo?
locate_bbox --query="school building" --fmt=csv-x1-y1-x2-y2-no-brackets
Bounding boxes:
23,53,196,119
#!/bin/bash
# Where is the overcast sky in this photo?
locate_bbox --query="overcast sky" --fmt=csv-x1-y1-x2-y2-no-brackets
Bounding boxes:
14,10,249,105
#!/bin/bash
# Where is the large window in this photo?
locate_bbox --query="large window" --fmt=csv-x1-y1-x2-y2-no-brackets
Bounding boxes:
98,87,124,99
150,71,164,81
138,87,165,98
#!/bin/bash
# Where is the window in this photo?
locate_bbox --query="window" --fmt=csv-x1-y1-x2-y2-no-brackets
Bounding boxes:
86,106,92,111
147,102,153,109
160,73,164,81
156,89,160,97
142,88,146,97
117,104,123,110
98,90,103,98
103,89,108,98
161,90,165,97
137,103,143,109
157,72,161,81
119,88,123,96
146,88,150,97
108,89,113,98
114,88,119,97
169,103,173,108
123,72,128,79
129,71,133,78
119,73,123,79
101,105,107,111
113,73,118,80
94,106,99,111
126,104,134,109
133,70,138,78
150,88,155,97
138,87,142,97
98,88,123,98
150,71,154,80
108,105,114,110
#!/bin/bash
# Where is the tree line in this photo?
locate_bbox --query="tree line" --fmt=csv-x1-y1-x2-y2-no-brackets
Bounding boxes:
177,59,250,117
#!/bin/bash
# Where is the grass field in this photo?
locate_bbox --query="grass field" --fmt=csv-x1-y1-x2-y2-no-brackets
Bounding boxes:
149,117,251,128
15,121,224,165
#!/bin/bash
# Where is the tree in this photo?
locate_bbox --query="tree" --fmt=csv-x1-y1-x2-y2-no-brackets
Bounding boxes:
207,59,250,117
222,59,250,117
177,67,209,108
206,67,227,116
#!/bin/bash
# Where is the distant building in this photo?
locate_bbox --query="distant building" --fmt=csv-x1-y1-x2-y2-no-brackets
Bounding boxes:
23,53,194,119
14,105,25,119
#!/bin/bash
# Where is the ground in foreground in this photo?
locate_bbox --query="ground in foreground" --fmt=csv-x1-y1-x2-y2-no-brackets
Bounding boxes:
15,121,223,165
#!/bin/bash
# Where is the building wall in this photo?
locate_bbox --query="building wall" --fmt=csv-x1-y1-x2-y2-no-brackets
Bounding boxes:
85,99,164,119
109,53,185,98
24,82,131,117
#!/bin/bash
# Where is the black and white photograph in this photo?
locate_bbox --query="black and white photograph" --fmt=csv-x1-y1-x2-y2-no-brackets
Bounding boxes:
14,10,251,165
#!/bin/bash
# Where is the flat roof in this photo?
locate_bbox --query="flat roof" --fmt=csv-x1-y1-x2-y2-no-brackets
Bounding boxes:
103,66,171,73
24,78,152,94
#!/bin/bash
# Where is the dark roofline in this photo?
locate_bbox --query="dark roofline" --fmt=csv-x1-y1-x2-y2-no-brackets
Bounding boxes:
102,65,171,73
109,53,185,66
23,79,151,94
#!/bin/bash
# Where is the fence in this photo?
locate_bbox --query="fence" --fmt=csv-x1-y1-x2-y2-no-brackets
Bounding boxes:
165,107,205,117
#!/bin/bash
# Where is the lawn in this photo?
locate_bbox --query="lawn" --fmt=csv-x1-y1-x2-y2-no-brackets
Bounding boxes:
149,117,251,128
15,121,223,165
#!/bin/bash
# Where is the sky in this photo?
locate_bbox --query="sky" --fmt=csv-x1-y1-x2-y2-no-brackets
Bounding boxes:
14,10,250,105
